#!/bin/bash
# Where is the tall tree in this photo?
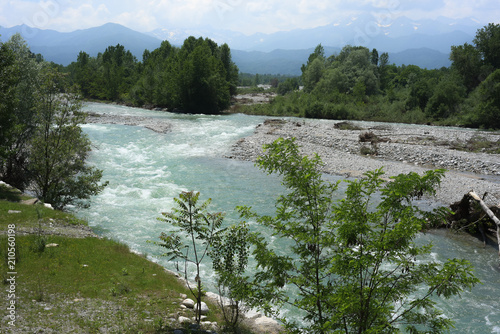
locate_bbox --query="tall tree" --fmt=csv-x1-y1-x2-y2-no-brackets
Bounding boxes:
450,43,483,92
0,34,40,190
28,68,107,209
302,57,325,93
371,48,379,66
474,23,500,69
219,43,239,96
177,40,230,113
0,40,18,178
425,76,466,119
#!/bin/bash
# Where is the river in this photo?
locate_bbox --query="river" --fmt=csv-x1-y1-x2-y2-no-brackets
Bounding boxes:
77,102,500,333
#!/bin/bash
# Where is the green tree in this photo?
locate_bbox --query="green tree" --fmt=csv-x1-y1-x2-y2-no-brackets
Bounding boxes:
425,76,466,119
378,52,393,91
450,43,483,92
28,68,107,209
219,43,239,96
210,222,250,332
152,191,224,324
177,39,231,113
302,44,326,93
101,44,137,101
0,40,18,182
302,57,325,93
470,69,500,129
406,72,440,111
371,48,379,66
132,40,176,107
277,77,299,95
238,138,479,334
74,51,93,97
301,44,325,75
0,34,41,190
474,23,500,69
317,46,379,97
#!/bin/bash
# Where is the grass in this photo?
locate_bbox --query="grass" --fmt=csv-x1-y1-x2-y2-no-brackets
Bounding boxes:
0,199,86,230
0,234,200,332
0,185,235,333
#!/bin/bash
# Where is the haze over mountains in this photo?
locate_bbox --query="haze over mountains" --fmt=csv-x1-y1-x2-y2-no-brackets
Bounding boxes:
0,15,484,75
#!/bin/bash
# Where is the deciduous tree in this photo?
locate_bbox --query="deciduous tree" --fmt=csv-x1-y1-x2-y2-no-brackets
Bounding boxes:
238,138,479,334
152,191,224,324
28,68,107,209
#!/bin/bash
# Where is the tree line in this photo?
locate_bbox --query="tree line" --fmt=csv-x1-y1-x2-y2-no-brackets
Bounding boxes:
242,23,500,129
66,37,239,114
0,34,107,209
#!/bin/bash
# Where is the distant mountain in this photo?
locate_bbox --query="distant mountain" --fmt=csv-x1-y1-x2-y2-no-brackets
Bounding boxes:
146,15,481,54
193,15,480,53
0,16,478,72
232,48,323,76
0,23,162,65
148,26,244,47
233,47,451,75
389,48,452,70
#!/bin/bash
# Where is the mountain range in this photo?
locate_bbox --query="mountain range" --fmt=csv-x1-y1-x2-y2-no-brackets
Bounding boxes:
0,15,484,75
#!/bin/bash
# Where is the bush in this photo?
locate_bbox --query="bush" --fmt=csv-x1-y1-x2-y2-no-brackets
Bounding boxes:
236,138,479,333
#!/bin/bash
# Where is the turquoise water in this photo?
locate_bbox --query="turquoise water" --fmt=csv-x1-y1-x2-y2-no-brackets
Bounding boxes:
78,103,500,332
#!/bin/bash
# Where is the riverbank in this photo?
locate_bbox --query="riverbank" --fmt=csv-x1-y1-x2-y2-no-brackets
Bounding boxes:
226,119,500,206
1,182,281,334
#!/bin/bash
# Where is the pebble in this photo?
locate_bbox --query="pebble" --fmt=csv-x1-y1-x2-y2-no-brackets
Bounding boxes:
226,119,500,206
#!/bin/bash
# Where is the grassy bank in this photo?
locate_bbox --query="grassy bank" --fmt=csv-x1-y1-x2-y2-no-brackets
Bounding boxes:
0,184,222,333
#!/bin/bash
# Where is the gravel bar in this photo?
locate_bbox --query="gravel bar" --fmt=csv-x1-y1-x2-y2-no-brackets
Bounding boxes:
226,119,500,206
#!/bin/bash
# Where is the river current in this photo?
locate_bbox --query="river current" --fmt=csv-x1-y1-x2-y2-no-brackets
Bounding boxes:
77,102,500,333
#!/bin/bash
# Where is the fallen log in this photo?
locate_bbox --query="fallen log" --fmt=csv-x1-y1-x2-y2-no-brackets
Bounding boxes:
469,191,500,257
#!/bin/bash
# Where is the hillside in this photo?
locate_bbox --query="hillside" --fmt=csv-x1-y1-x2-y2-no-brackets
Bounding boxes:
0,18,468,71
233,47,451,75
0,23,162,65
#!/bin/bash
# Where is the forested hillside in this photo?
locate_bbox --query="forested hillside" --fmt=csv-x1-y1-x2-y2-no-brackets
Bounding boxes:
242,23,500,129
66,37,239,114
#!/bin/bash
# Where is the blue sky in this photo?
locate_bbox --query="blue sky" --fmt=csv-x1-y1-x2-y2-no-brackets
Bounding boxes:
1,0,499,35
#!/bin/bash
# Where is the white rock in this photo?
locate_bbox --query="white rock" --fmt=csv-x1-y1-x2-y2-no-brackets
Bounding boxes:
244,308,262,320
44,203,54,209
254,315,280,330
181,298,195,308
45,243,59,248
8,210,21,214
178,316,191,324
199,302,209,315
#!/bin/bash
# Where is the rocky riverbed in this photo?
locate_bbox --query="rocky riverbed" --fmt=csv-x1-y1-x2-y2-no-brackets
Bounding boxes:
85,112,172,133
226,119,500,206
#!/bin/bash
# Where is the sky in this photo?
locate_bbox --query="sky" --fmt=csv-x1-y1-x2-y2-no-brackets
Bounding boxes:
1,0,499,35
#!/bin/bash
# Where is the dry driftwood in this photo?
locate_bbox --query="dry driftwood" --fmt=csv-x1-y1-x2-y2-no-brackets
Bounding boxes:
469,191,500,257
